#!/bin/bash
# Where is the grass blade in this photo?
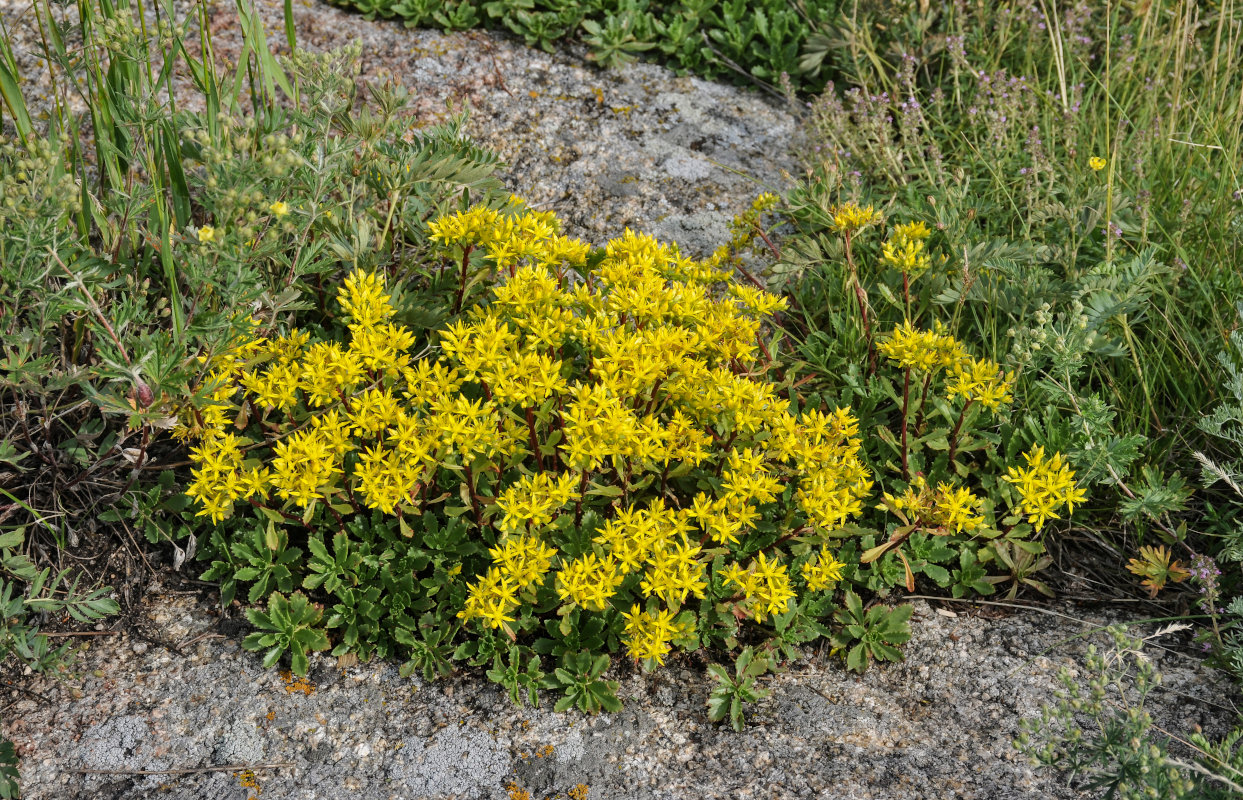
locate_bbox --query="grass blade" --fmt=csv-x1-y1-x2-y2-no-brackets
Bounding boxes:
0,62,32,145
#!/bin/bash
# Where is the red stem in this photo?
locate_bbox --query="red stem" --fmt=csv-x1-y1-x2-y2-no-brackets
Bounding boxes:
901,366,911,481
948,398,974,466
453,245,474,314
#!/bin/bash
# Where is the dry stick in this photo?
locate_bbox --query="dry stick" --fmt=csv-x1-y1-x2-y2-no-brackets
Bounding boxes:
70,763,295,776
843,231,876,375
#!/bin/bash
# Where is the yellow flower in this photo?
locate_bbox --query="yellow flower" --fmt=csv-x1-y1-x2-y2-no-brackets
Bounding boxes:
1088,156,1107,172
829,202,882,234
270,201,290,217
946,356,1015,411
556,553,624,611
878,321,966,372
932,483,985,533
458,567,521,630
197,225,217,243
621,605,689,665
802,546,846,592
1003,446,1087,531
891,221,931,241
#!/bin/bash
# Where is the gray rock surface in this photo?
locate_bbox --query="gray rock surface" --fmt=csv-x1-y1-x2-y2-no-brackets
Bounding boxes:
5,590,1236,799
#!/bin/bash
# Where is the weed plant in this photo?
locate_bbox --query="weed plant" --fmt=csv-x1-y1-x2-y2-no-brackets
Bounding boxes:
1017,625,1243,799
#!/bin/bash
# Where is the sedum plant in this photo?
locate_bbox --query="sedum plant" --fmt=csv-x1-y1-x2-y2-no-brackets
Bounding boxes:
780,204,1090,599
182,198,1088,717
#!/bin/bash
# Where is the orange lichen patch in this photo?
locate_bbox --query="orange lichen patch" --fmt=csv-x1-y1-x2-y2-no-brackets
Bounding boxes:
535,744,555,758
233,769,262,795
506,782,531,800
569,785,590,800
279,669,315,696
265,710,276,722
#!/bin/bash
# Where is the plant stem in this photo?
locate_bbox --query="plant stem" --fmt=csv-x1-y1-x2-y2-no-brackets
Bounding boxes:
525,406,543,471
912,372,934,432
463,464,482,527
453,244,473,314
947,398,973,466
903,270,911,322
574,468,589,526
901,366,911,480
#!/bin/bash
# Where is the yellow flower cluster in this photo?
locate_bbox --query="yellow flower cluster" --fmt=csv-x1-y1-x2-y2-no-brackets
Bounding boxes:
184,432,268,523
458,534,557,628
721,552,797,622
881,476,987,534
1003,446,1087,531
878,321,966,372
882,221,933,276
621,605,691,665
495,473,581,533
556,553,625,611
830,202,883,233
185,199,861,657
429,202,589,272
801,546,847,591
947,356,1015,411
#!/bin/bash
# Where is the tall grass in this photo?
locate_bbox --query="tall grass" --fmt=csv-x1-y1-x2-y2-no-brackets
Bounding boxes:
799,0,1243,465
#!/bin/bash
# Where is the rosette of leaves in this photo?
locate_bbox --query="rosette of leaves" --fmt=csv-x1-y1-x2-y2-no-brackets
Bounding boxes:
540,652,622,713
707,645,772,732
242,591,331,675
830,590,913,673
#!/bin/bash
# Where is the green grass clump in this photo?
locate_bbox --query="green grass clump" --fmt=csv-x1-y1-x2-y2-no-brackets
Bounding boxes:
783,0,1241,563
327,0,844,93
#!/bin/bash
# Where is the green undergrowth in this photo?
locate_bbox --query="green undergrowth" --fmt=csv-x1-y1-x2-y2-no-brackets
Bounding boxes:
325,0,843,93
791,0,1243,514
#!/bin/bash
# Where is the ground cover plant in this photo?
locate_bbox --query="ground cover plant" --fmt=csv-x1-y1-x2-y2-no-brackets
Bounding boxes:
178,194,1088,727
326,0,842,94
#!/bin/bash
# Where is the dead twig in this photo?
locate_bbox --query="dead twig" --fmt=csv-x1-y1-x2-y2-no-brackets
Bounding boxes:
70,762,295,776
